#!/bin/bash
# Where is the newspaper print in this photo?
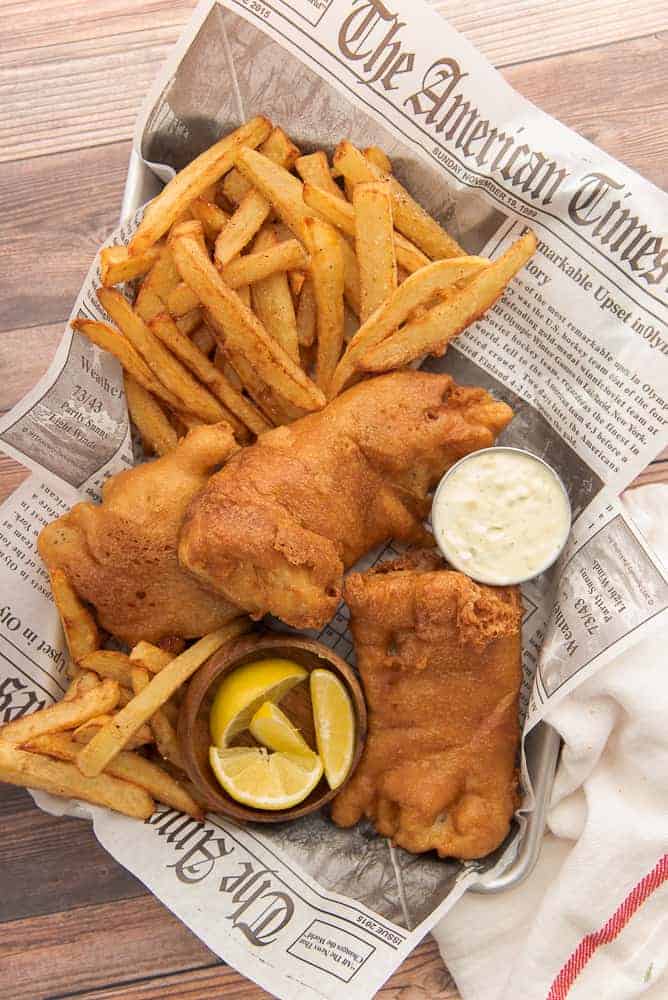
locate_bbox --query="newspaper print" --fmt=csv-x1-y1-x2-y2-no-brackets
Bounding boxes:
1,1,668,997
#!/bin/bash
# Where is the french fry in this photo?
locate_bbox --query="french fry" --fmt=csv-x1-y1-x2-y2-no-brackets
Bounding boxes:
167,281,200,317
251,226,300,363
218,239,309,289
189,197,230,240
364,145,392,173
214,190,271,267
295,151,346,200
134,285,165,322
341,238,361,317
175,308,202,337
131,665,184,771
63,671,99,701
393,233,431,273
0,741,154,820
71,319,182,411
100,245,160,287
333,141,464,259
78,650,135,686
140,244,181,304
216,335,300,426
124,374,178,456
0,678,119,745
170,228,324,412
199,182,218,202
191,324,216,356
77,620,251,776
73,716,154,750
235,147,316,243
302,182,429,273
149,313,270,437
288,270,306,300
96,287,231,425
302,181,356,235
129,116,272,255
296,275,316,347
344,304,358,344
222,126,300,205
225,346,304,425
49,568,100,664
360,233,536,372
26,733,202,819
129,641,174,673
354,180,397,322
303,217,345,395
330,257,490,396
215,350,243,390
237,285,251,307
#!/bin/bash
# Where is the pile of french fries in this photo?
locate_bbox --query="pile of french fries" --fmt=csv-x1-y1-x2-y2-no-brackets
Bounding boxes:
73,115,535,453
0,118,536,823
0,568,251,819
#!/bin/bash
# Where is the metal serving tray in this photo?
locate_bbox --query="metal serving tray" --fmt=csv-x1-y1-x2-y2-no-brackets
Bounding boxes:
120,150,561,894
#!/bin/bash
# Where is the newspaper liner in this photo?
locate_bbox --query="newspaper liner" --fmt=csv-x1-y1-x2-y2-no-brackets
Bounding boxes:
1,1,668,996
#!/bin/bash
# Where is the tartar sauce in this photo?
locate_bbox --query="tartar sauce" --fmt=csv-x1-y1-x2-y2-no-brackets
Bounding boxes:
432,448,571,585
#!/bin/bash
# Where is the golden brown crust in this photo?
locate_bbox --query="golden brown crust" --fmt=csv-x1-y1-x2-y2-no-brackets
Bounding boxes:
38,424,241,646
332,557,522,860
179,372,513,629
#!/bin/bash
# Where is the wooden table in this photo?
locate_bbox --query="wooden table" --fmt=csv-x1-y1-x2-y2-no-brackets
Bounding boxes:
1,2,666,997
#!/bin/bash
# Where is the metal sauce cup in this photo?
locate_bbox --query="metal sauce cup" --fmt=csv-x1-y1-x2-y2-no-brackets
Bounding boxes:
431,446,572,586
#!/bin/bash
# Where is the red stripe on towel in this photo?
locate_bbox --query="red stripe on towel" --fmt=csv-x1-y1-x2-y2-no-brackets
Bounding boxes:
547,853,668,999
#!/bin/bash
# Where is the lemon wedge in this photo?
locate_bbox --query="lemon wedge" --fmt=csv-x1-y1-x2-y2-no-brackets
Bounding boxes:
310,669,355,790
210,658,307,747
250,700,313,756
209,746,323,810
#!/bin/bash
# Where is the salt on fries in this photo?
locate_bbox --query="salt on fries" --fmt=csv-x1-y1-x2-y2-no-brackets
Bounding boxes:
353,180,397,322
71,117,529,451
1,120,535,825
329,256,491,397
169,224,324,412
129,116,272,255
360,232,537,373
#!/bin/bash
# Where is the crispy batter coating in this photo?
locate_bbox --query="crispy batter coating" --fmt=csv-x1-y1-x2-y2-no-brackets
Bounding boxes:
179,372,513,629
331,551,522,859
38,424,240,646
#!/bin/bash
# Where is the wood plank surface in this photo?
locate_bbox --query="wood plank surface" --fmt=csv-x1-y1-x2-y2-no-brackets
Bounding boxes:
2,893,456,1000
0,2,666,1000
0,787,143,922
0,142,130,335
440,0,668,66
504,32,668,190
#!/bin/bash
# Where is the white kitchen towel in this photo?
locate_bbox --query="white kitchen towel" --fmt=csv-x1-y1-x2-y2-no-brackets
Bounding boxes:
433,483,668,1000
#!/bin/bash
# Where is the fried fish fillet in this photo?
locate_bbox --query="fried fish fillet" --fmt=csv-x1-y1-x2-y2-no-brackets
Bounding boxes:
179,372,513,629
331,551,522,859
38,424,240,646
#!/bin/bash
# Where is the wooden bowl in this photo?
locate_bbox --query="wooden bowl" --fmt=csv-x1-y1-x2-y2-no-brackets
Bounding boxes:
178,633,367,823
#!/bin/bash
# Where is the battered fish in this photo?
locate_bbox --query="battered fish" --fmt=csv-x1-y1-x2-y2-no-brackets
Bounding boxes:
179,372,513,629
331,551,522,860
38,423,240,646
